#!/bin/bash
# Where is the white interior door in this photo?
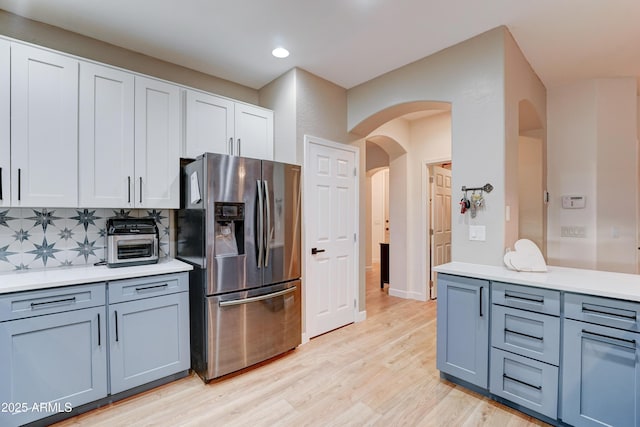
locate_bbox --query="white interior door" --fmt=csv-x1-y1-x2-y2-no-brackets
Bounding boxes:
304,135,358,339
431,165,452,299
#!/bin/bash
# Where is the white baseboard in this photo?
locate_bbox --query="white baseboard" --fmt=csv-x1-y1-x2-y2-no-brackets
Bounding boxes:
355,310,367,322
301,333,310,345
389,288,428,302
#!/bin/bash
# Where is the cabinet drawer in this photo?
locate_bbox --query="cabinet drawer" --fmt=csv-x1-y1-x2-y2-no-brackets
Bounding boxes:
490,348,558,420
108,273,188,304
492,282,560,316
491,305,560,365
0,283,106,322
565,293,640,332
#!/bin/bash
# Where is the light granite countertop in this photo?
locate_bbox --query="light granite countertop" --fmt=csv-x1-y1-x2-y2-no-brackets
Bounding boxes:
434,261,640,302
0,258,193,295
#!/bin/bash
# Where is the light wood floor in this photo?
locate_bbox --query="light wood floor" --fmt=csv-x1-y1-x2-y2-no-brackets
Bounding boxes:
54,266,549,427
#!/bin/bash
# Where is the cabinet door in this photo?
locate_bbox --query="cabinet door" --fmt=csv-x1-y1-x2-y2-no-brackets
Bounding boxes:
234,103,274,160
11,44,78,207
562,319,640,427
134,76,181,208
436,274,489,388
183,89,234,159
79,62,135,207
0,306,107,427
109,292,190,394
0,40,9,206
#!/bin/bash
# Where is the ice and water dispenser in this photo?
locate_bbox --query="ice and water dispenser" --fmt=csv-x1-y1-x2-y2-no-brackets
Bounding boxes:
214,202,245,257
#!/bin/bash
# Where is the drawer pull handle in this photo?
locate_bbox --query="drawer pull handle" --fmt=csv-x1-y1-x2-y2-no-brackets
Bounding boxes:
581,329,636,349
135,284,169,293
505,328,544,342
503,374,542,390
30,297,76,309
582,306,637,320
504,293,544,304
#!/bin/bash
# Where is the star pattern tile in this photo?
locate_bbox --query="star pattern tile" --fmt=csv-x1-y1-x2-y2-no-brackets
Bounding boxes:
27,209,61,232
0,208,170,272
27,237,61,266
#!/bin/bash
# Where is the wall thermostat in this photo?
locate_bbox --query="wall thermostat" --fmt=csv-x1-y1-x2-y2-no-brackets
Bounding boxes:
562,195,586,209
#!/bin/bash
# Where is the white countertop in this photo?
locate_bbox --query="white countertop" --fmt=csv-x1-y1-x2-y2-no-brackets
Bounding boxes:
0,258,194,295
434,262,640,302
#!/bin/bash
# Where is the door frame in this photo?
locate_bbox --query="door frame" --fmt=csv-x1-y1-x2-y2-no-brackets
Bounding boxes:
302,135,360,343
422,157,451,301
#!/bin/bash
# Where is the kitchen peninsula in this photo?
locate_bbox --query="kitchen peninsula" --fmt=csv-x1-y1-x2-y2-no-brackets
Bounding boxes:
434,262,640,426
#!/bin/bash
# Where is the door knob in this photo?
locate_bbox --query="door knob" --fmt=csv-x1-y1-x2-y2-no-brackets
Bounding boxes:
311,248,326,255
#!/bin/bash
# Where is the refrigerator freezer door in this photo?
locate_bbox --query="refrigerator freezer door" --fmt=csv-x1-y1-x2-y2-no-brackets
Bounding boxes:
262,161,301,286
202,280,301,380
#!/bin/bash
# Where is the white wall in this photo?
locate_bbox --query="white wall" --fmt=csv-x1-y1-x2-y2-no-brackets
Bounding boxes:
547,78,637,272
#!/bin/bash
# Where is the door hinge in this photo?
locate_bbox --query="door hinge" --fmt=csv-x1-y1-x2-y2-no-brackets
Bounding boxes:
430,228,434,236
354,233,357,243
429,176,434,183
354,299,357,308
353,168,357,177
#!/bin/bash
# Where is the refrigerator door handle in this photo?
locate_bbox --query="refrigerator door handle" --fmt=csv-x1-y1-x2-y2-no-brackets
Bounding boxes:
256,180,264,269
264,180,271,267
218,286,296,307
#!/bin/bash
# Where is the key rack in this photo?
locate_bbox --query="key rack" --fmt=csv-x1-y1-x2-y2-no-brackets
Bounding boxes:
461,183,494,194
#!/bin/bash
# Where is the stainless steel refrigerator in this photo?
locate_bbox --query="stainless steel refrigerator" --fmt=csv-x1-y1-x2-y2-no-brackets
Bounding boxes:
177,153,301,382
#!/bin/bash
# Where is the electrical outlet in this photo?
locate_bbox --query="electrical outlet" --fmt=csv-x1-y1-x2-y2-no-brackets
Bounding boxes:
469,225,486,241
561,226,586,238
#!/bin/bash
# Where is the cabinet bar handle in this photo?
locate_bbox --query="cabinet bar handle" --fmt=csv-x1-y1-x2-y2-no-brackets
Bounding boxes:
237,138,241,157
504,292,544,304
505,328,544,341
115,310,119,342
479,287,483,317
128,176,131,203
30,297,76,309
135,283,169,292
18,168,21,201
503,374,542,390
139,177,143,204
581,329,636,348
229,137,233,156
582,306,637,320
97,313,101,346
0,166,3,200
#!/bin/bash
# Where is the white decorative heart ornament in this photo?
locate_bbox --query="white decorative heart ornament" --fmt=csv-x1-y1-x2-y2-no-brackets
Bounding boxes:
503,239,547,272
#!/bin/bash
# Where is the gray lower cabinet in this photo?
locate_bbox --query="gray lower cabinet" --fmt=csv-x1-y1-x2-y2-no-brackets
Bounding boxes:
0,284,107,427
561,293,640,427
489,282,560,420
436,274,489,389
108,274,190,394
0,272,190,427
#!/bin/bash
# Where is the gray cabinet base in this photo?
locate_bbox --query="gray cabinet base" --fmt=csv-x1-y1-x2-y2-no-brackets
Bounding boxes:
23,370,189,427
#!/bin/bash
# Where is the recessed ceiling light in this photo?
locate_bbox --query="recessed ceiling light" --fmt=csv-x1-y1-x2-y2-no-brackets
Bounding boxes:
272,47,290,59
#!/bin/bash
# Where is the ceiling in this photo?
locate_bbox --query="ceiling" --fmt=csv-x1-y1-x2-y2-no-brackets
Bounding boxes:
0,0,638,91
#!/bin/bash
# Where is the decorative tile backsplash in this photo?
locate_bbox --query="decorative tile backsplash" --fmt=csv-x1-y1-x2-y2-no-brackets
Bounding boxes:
0,208,172,272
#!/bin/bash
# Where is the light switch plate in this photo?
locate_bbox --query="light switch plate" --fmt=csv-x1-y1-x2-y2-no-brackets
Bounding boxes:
469,225,486,241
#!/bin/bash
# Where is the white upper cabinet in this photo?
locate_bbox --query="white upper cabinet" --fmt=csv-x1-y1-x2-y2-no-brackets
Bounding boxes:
183,89,234,159
234,103,274,160
183,89,274,160
0,40,9,207
79,62,135,207
11,44,79,207
135,76,181,209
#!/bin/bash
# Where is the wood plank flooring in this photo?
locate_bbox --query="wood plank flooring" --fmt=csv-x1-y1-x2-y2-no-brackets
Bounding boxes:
54,266,549,427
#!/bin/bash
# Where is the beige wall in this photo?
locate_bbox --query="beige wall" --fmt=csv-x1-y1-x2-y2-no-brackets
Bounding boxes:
0,9,258,103
504,29,547,252
348,27,507,277
260,69,297,164
547,78,638,273
518,136,544,249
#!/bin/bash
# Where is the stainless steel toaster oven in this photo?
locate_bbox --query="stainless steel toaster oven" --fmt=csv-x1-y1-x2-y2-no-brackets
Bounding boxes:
106,218,159,267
